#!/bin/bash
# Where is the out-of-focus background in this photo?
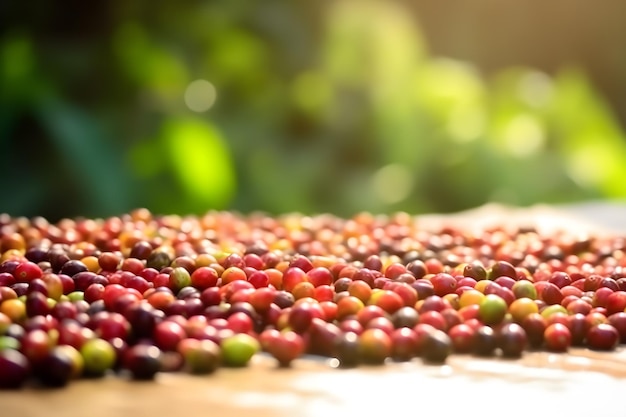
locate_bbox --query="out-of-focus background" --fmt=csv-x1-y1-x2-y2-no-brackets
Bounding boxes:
2,0,626,222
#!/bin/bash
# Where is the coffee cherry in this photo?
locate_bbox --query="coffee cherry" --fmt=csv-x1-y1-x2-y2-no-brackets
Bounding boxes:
587,323,620,351
147,251,171,271
509,297,539,323
463,262,487,281
169,267,192,293
153,320,186,351
37,347,76,387
181,339,221,374
265,331,305,367
123,344,162,380
0,349,30,388
98,252,122,272
307,319,341,356
448,323,476,354
391,306,420,328
2,207,626,389
420,329,452,364
390,327,418,361
478,294,507,325
430,273,457,296
358,328,392,364
607,312,626,343
333,332,360,367
497,323,527,358
544,323,571,352
59,260,88,277
511,280,537,300
473,326,498,357
80,338,116,377
14,262,43,283
567,313,588,346
488,261,516,280
220,333,260,367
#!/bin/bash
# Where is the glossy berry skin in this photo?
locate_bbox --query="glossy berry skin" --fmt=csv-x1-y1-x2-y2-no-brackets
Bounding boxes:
448,324,476,354
521,313,547,349
0,349,31,389
153,321,186,352
564,313,586,346
125,303,161,340
98,252,122,271
541,283,564,306
265,331,306,367
180,339,221,374
411,280,435,300
497,323,527,358
123,344,163,380
419,310,448,332
288,301,320,333
307,319,342,357
420,329,452,364
220,333,260,367
607,312,626,343
20,329,53,366
80,338,117,377
25,291,51,317
88,312,131,341
306,267,333,287
37,347,75,387
509,298,539,323
247,271,270,289
57,320,94,350
605,291,626,315
391,306,420,329
488,261,516,280
390,327,418,361
478,294,507,325
51,300,78,321
14,262,43,283
357,328,392,365
511,280,537,300
473,326,498,357
333,332,360,368
430,273,457,297
371,290,404,315
169,267,192,293
463,262,487,281
544,323,571,352
586,323,620,351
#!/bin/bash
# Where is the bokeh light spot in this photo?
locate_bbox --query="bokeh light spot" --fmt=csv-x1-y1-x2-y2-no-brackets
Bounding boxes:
291,71,333,113
447,106,486,143
566,145,609,189
518,71,553,108
503,114,545,158
184,79,217,112
371,164,414,205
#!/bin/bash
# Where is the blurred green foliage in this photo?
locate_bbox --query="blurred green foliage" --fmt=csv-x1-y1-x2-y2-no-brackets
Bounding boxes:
1,0,626,221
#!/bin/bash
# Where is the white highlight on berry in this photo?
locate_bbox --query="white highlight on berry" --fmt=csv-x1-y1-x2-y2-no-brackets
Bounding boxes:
184,79,217,112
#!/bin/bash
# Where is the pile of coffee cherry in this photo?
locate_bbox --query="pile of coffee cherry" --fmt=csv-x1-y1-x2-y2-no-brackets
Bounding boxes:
0,208,625,388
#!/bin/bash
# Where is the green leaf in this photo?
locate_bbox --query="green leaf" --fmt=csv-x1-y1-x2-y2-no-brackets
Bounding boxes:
35,97,134,216
160,117,236,212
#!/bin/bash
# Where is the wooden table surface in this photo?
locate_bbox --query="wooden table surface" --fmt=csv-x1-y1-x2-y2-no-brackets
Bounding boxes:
3,348,626,417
